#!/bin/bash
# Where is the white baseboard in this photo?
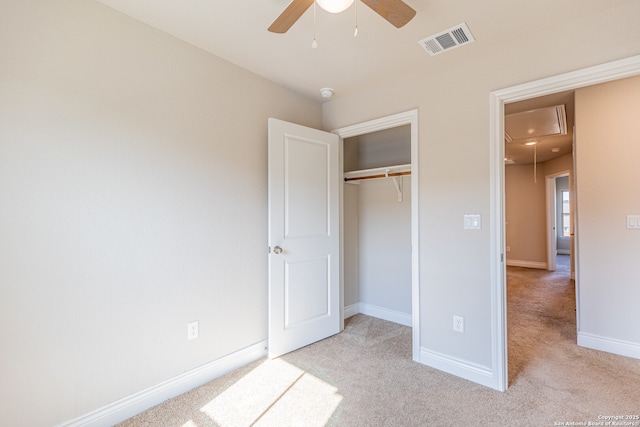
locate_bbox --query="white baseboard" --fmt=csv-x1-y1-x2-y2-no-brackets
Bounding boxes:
506,259,548,269
359,303,412,327
59,340,267,427
344,303,360,319
420,347,495,389
347,302,412,327
578,332,640,360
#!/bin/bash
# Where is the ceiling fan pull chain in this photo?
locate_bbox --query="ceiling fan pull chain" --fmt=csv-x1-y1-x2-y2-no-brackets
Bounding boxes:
354,0,359,37
312,1,318,48
534,144,537,183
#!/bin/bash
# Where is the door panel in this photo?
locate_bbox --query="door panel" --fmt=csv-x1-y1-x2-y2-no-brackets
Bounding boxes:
268,118,340,358
284,138,329,238
285,255,330,326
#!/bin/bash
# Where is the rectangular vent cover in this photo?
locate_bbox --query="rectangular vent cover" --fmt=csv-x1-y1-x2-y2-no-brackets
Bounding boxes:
505,105,568,142
418,23,475,56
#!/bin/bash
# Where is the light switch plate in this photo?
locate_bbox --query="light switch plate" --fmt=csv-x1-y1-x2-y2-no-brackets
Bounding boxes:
627,215,640,229
464,214,481,230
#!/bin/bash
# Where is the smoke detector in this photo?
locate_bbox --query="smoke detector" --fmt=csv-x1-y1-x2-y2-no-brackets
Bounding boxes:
418,23,475,56
320,87,334,98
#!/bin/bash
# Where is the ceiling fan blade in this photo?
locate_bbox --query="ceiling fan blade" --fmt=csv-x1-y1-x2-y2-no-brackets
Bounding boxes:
268,0,315,33
360,0,416,28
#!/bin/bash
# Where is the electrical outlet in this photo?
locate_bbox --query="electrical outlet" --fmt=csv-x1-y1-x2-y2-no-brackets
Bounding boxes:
453,315,464,333
506,246,511,252
187,320,199,340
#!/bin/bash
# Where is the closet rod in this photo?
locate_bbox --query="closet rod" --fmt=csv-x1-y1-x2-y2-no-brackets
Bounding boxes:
344,171,411,182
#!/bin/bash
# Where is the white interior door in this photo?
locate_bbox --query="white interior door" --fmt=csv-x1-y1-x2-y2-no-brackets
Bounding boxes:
268,118,341,358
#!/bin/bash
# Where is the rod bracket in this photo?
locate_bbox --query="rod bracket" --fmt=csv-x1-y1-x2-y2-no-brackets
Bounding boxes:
386,169,403,202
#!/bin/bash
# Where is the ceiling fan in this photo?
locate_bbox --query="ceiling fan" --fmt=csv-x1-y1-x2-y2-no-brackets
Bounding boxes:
268,0,416,33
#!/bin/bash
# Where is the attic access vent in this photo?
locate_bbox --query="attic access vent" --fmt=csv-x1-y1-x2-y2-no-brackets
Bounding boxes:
418,23,475,56
504,105,568,142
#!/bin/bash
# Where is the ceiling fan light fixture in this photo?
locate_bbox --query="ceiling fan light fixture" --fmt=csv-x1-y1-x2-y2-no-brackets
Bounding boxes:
269,0,415,34
316,0,355,14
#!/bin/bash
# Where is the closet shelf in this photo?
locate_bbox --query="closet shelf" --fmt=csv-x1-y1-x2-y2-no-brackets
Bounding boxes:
343,164,411,182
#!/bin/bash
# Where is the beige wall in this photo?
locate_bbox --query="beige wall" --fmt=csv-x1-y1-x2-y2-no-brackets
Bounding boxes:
2,0,640,425
323,1,640,369
505,154,573,265
0,2,321,426
545,154,573,175
575,75,640,344
356,178,412,314
343,183,360,307
505,163,547,264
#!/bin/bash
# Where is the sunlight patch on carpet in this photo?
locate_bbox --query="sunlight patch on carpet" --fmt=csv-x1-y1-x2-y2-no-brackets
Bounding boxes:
200,358,342,426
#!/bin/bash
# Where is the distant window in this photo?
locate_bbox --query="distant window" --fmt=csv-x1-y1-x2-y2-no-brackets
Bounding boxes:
562,190,570,237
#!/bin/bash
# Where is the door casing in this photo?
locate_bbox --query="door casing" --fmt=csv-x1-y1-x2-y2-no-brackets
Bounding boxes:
546,170,570,272
490,55,640,391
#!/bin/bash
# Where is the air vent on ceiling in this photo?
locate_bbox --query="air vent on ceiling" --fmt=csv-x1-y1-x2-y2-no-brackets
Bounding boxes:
418,22,475,56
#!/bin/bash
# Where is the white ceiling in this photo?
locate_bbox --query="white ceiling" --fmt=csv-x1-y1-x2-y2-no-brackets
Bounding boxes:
94,0,615,103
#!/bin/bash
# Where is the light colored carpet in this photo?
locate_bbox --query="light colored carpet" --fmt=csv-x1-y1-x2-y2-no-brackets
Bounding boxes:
119,258,640,426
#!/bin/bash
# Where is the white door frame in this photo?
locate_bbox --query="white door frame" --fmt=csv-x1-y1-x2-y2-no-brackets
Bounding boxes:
490,55,640,391
333,109,420,362
545,170,570,272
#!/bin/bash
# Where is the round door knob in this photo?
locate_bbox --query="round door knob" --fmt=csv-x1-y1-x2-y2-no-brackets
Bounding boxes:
273,246,283,254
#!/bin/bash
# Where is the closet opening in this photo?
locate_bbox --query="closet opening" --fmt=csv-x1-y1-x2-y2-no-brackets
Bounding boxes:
343,125,412,325
334,109,420,362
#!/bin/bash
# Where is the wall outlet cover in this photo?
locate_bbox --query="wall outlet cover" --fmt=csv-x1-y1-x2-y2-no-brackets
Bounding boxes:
453,315,464,333
187,320,199,340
